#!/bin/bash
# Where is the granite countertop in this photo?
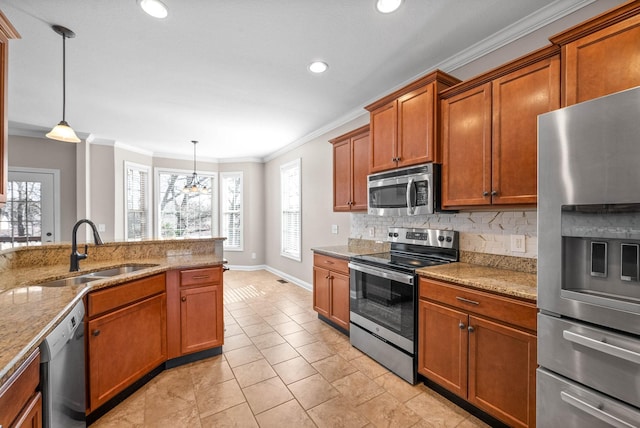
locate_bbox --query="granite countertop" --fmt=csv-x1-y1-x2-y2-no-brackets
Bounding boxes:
0,254,225,389
417,262,537,301
311,245,381,259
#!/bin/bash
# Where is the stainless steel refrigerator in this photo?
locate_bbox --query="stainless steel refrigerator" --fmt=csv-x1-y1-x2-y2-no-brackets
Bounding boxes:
537,87,640,426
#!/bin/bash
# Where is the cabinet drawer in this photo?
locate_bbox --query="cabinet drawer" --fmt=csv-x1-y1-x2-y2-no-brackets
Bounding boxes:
419,278,536,331
180,267,221,287
87,274,165,318
0,349,40,427
313,254,349,275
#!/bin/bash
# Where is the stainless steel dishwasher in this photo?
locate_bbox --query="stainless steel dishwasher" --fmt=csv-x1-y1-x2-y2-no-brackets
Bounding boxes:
39,300,86,428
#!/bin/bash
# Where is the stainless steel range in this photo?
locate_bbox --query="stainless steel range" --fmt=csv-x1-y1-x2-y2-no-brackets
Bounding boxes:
538,87,640,426
349,227,459,384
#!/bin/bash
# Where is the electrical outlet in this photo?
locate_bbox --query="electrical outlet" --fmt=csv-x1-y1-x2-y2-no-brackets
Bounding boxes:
368,227,375,237
98,223,106,232
331,224,339,234
251,252,256,259
511,235,526,253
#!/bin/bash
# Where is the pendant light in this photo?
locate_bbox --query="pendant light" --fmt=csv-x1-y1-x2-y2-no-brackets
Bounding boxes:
182,140,209,194
46,25,81,143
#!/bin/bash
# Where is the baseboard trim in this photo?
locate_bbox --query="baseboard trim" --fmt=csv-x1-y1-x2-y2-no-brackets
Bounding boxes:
226,264,312,292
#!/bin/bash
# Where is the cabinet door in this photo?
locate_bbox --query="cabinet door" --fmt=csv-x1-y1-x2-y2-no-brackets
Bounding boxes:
492,56,560,205
13,392,42,428
369,101,398,173
564,14,640,106
329,271,350,331
441,83,492,208
88,293,167,410
313,266,330,318
397,84,435,167
468,315,537,428
332,139,352,211
417,300,468,398
181,284,223,354
351,131,370,211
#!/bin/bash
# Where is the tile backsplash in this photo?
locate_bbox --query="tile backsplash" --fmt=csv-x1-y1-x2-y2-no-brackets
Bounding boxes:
351,210,537,259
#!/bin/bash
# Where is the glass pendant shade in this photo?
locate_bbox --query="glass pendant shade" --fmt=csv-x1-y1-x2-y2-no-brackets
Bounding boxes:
182,140,209,194
46,120,81,143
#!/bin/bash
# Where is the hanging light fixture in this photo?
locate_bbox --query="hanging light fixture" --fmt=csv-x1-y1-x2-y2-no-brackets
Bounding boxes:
46,25,81,143
182,140,209,194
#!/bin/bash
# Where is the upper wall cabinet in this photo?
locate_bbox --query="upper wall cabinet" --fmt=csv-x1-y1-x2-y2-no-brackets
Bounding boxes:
440,46,560,208
329,125,370,212
550,1,640,106
0,12,20,207
365,70,460,173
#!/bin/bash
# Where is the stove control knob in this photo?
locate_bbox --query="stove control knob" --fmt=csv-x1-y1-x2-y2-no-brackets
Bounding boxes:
438,235,445,242
388,232,393,237
393,233,399,237
446,237,452,242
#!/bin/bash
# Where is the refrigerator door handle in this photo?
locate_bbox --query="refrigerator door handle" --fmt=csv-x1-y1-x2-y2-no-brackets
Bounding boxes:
560,391,637,428
563,330,640,364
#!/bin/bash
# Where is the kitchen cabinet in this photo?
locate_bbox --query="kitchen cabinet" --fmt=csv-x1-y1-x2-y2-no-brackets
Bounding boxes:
0,349,41,428
166,266,224,359
418,277,537,428
365,70,460,173
329,125,369,212
550,1,640,106
86,274,166,412
0,12,20,207
441,47,560,208
313,253,350,331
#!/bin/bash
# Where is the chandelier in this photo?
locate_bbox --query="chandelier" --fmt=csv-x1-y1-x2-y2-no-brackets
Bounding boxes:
182,140,209,194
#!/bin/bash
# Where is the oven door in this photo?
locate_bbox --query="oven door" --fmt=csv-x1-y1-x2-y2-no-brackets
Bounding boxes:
348,262,416,353
368,172,433,216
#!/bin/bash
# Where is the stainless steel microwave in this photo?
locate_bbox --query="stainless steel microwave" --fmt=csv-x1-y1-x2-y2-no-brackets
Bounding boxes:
367,164,446,216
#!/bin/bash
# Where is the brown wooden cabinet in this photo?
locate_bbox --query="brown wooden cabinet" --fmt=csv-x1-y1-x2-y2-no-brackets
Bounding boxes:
85,274,167,412
366,70,460,173
441,47,560,208
0,12,20,207
418,278,537,428
167,266,224,359
329,125,369,212
0,349,41,428
312,253,350,331
550,2,640,106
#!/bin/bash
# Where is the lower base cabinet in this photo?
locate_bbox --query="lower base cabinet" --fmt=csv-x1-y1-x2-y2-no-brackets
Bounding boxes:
312,253,350,331
86,274,167,412
418,278,537,428
0,349,42,428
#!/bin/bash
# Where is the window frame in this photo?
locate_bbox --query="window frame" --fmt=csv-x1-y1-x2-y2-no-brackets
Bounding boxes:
124,161,151,241
280,158,301,261
220,171,243,251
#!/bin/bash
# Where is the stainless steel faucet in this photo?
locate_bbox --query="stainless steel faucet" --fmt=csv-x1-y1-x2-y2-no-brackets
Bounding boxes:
70,219,104,271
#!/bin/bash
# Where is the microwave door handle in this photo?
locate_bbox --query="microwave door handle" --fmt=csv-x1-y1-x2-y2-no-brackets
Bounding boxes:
406,177,415,214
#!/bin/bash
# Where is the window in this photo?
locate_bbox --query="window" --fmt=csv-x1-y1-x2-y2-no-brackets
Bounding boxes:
125,162,150,241
156,168,217,239
220,172,243,251
280,158,301,261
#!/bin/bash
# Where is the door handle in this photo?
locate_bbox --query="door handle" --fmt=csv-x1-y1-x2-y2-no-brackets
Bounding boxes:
456,296,480,305
92,329,100,336
560,391,636,428
181,296,187,302
458,322,465,330
563,330,640,364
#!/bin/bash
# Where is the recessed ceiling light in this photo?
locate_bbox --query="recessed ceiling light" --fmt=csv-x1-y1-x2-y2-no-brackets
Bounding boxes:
376,0,403,13
138,0,168,19
309,61,329,74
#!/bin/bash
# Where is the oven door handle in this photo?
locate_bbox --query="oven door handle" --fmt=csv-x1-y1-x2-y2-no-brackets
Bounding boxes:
560,391,637,428
562,330,640,364
348,262,414,285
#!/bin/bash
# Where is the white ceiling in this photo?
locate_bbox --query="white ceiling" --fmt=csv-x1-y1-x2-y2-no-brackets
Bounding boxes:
2,0,595,161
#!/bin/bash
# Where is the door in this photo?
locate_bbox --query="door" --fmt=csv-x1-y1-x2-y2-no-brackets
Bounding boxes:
181,285,223,354
397,84,434,167
329,271,349,330
0,168,58,249
351,131,370,211
313,266,331,318
369,101,397,173
332,139,352,211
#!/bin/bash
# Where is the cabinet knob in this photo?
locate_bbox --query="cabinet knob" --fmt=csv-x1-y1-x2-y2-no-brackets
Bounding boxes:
92,329,101,336
468,325,475,333
181,296,187,302
482,191,489,197
491,190,498,196
458,322,465,330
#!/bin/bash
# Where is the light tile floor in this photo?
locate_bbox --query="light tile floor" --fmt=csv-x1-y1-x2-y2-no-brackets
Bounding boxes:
91,270,491,428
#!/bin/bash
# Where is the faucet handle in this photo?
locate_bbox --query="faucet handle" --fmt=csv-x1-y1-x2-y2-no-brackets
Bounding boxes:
84,244,88,254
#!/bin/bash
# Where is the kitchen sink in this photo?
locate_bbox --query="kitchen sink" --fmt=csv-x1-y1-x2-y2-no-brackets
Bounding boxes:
35,264,158,287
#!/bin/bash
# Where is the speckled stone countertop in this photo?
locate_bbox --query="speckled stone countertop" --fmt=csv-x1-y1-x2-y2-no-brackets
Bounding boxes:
0,239,225,389
311,238,390,259
417,263,537,301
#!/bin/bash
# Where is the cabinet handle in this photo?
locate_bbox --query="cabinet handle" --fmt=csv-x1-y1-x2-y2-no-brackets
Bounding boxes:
491,190,498,196
468,325,475,333
192,275,210,280
458,321,465,330
181,296,187,302
482,191,489,197
324,260,334,265
92,329,101,336
456,296,480,305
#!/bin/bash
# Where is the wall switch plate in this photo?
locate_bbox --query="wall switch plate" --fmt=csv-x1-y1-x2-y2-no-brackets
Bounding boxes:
251,252,257,259
331,224,339,234
368,227,375,237
98,224,106,232
511,235,526,253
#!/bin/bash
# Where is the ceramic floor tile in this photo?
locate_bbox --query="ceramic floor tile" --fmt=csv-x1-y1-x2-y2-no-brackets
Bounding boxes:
234,313,264,327
332,371,385,406
189,355,235,388
232,358,277,388
272,320,305,335
222,332,253,351
143,405,201,428
312,354,358,383
143,365,196,423
200,403,259,428
195,378,246,417
288,373,341,409
331,339,365,361
374,372,423,403
242,321,275,337
230,307,257,318
272,356,318,384
224,344,264,367
282,329,318,347
456,415,493,428
90,388,146,427
307,396,370,428
254,399,316,428
262,312,293,326
250,331,286,350
297,341,336,363
260,341,299,365
350,354,390,379
223,322,244,337
242,376,294,414
405,390,470,427
288,310,319,325
356,392,421,427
